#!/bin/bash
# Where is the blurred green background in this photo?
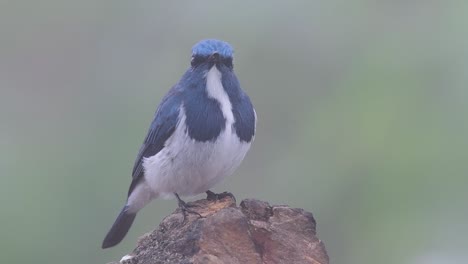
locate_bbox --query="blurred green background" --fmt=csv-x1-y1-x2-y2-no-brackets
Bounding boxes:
1,1,467,263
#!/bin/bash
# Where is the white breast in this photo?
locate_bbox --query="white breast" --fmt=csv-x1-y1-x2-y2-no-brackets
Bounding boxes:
205,66,235,125
142,66,251,199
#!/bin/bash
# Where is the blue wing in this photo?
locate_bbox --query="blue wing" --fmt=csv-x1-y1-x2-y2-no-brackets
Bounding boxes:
128,88,182,196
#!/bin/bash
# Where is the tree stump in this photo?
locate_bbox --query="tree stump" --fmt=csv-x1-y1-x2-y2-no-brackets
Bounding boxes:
108,194,329,264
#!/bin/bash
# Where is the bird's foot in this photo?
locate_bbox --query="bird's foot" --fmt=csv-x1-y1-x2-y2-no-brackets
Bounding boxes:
174,193,202,221
206,190,236,203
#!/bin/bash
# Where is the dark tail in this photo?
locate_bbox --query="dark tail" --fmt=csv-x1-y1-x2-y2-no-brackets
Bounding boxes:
102,206,136,249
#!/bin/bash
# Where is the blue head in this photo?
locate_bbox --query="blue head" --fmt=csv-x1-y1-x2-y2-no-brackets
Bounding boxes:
192,39,233,58
191,39,234,69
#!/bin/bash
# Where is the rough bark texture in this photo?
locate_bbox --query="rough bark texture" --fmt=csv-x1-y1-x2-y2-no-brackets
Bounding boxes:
108,194,329,264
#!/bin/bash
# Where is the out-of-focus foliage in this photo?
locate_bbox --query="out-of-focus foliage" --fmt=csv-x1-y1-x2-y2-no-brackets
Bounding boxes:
1,1,467,263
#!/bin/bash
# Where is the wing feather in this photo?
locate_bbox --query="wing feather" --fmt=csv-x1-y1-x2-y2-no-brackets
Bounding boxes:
128,88,182,196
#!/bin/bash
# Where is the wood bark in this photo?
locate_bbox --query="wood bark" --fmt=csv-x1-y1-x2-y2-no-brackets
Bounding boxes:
108,193,329,264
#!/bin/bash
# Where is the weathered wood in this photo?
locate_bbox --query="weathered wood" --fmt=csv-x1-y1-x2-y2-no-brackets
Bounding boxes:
109,193,329,264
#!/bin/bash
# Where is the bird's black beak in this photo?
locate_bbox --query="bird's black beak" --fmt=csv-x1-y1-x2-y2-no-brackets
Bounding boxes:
209,52,220,63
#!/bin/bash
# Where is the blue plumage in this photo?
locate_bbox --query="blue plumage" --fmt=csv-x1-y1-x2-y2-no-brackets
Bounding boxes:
220,65,256,142
129,89,182,195
192,39,233,58
103,39,256,249
181,64,226,142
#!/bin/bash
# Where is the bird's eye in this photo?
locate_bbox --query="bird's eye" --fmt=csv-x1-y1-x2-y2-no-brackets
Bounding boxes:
191,56,205,67
223,58,233,69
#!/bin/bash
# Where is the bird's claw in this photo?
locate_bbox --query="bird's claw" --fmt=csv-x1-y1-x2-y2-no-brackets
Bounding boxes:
174,193,203,221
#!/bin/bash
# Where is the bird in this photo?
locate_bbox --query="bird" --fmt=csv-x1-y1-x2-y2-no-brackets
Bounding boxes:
102,39,256,249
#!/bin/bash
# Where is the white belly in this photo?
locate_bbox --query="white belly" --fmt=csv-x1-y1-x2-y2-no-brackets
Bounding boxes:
142,110,251,199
